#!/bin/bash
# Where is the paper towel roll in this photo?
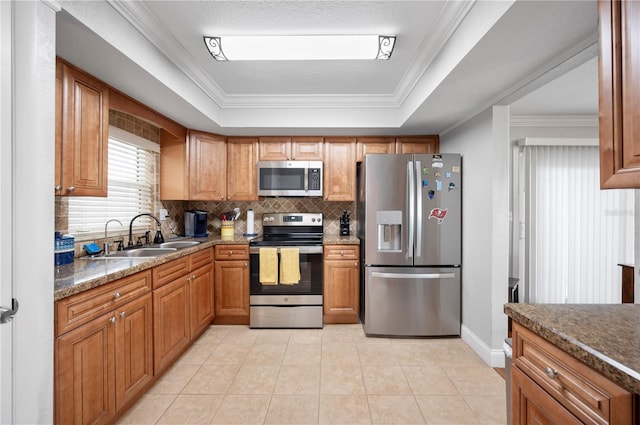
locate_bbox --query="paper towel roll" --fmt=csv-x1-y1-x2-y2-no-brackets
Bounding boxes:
246,209,255,235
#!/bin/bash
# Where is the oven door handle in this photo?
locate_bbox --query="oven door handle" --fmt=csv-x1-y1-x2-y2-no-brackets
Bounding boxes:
250,246,323,255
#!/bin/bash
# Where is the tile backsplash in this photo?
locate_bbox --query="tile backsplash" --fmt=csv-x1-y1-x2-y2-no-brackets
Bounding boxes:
162,198,357,238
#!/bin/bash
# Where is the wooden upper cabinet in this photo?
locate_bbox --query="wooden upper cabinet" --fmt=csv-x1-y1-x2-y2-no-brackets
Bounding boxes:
56,59,109,196
188,130,227,200
258,136,291,160
395,136,439,154
356,137,395,162
599,0,640,188
258,136,323,160
324,137,356,201
227,137,258,201
291,137,324,160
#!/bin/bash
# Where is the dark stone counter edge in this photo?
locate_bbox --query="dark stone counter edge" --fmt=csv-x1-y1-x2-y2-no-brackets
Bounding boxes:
504,304,640,395
55,234,360,301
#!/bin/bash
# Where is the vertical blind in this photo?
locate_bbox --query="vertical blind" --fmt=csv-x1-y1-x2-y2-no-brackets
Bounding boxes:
68,136,158,234
526,145,634,304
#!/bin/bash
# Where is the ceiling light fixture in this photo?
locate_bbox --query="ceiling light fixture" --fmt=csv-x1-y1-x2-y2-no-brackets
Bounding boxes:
203,35,396,61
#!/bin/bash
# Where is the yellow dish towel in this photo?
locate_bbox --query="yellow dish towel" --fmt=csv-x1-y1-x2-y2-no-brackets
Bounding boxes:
279,247,300,285
259,248,278,285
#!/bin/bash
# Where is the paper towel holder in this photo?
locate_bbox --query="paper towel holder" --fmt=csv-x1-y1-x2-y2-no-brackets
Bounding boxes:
243,208,258,237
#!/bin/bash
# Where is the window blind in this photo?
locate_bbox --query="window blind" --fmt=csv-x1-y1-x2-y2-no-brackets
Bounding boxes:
68,133,159,236
525,145,634,304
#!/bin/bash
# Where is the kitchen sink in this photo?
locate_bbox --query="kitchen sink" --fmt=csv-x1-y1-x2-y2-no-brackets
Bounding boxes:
106,248,178,258
159,241,201,249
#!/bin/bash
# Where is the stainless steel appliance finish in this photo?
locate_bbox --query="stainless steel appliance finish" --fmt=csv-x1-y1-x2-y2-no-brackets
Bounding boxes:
249,212,324,329
257,161,323,197
364,267,460,336
358,154,462,337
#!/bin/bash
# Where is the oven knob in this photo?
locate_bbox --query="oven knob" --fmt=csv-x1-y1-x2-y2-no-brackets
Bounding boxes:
317,218,321,223
311,218,315,222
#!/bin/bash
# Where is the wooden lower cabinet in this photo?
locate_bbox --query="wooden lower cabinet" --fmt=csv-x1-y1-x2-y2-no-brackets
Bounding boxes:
189,263,215,338
512,365,582,424
323,245,360,324
511,322,633,424
214,260,250,324
214,245,249,324
55,293,153,425
153,278,190,375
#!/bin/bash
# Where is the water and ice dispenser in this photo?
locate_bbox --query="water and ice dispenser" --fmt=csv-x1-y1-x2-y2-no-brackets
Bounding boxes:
376,211,402,252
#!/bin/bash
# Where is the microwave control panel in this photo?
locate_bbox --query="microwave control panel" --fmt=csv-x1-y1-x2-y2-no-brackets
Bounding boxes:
309,168,321,190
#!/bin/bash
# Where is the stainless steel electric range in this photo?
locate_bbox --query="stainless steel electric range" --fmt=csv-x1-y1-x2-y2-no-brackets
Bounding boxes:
249,212,323,328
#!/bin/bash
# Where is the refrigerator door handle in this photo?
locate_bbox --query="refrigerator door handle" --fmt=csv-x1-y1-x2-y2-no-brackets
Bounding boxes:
415,160,422,258
407,161,414,259
371,272,456,279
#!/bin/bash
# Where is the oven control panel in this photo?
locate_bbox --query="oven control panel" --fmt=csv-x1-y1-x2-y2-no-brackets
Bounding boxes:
262,212,323,226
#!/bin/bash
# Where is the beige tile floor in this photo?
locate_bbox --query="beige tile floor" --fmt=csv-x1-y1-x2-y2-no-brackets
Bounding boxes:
117,324,506,425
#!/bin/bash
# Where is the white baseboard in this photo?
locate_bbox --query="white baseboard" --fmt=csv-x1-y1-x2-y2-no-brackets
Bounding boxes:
461,324,506,368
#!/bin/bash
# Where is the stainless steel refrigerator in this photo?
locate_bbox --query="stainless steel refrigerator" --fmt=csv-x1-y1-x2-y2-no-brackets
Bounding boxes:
357,153,461,337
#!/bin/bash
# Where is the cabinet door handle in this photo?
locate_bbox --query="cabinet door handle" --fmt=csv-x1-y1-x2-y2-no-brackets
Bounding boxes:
354,262,358,267
54,185,62,191
109,316,117,324
545,367,558,379
66,186,75,193
119,311,126,318
244,262,248,267
340,250,344,256
228,251,232,256
113,292,121,299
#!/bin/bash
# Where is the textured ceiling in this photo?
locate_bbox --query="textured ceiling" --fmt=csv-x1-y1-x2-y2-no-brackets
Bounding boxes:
56,0,599,136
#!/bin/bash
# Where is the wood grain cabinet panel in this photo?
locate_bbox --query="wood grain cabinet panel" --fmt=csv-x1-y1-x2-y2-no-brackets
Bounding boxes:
114,293,153,411
56,59,109,196
227,137,259,201
189,264,215,338
56,311,115,425
511,322,633,424
356,137,395,162
188,130,227,200
323,245,360,324
153,278,190,375
599,0,640,188
258,136,323,160
324,137,356,201
214,260,250,324
395,136,439,154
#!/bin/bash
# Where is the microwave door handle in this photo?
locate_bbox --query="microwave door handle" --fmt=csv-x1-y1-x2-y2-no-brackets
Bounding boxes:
304,167,309,192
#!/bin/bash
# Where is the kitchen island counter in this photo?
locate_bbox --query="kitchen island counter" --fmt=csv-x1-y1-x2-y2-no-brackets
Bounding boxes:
504,303,640,394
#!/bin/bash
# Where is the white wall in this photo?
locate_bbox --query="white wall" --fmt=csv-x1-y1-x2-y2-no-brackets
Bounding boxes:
440,106,510,366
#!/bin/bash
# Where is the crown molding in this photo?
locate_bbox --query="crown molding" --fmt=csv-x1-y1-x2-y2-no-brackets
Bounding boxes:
510,115,598,127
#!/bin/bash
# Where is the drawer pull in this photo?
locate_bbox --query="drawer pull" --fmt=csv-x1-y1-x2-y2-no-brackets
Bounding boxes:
119,311,126,318
228,251,232,256
113,292,121,299
545,367,558,379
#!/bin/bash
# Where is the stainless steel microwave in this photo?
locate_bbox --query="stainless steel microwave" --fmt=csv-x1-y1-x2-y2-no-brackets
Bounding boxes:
257,161,323,197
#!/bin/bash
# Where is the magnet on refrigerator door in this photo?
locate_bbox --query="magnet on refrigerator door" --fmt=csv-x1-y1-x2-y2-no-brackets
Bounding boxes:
436,180,442,191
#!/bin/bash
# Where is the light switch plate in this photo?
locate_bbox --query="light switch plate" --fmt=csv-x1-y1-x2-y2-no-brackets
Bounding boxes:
160,209,169,221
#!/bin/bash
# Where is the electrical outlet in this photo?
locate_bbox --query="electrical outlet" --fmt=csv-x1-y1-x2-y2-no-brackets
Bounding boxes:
160,209,169,221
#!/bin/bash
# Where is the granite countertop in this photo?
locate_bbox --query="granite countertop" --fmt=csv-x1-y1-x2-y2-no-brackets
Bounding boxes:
323,234,360,245
504,303,640,394
55,233,360,301
55,234,254,301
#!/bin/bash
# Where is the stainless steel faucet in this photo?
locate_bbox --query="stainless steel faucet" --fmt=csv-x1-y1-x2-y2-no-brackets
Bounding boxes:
104,219,123,255
128,213,163,248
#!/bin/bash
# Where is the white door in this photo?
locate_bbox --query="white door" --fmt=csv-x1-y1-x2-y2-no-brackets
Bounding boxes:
1,2,57,423
0,1,14,422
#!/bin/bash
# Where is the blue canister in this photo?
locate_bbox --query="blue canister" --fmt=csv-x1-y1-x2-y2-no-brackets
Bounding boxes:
55,232,75,266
